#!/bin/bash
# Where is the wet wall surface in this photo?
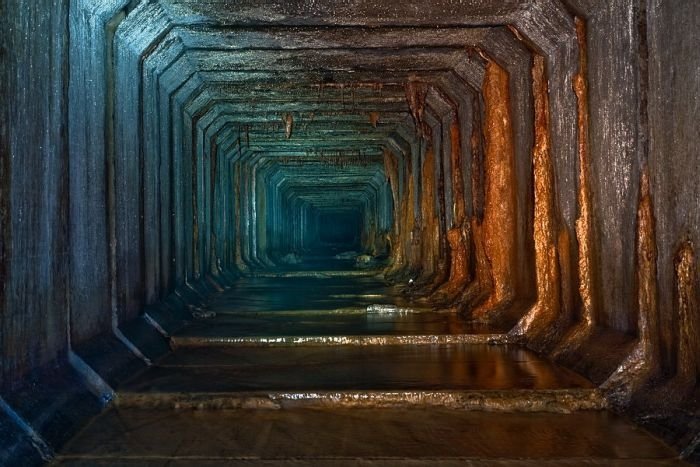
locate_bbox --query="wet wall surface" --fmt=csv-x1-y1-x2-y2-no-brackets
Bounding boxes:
0,0,70,391
647,0,700,369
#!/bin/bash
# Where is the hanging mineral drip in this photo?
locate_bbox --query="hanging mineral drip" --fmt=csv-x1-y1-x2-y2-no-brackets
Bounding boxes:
283,113,294,139
369,111,380,128
405,80,429,138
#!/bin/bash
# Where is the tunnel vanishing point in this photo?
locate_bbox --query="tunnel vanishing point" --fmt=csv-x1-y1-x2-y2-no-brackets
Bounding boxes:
1,0,700,465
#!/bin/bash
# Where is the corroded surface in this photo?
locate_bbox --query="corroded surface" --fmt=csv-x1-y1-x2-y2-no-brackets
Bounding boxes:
572,16,598,335
432,119,470,303
602,167,661,407
432,226,470,303
511,55,562,350
419,144,440,279
673,240,698,391
471,60,518,320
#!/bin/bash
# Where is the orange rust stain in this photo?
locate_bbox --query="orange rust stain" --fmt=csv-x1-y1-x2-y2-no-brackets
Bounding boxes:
470,95,484,221
464,217,493,308
369,112,380,128
383,149,400,224
431,120,470,302
674,240,698,390
636,168,660,372
471,60,518,320
433,225,470,301
420,145,440,278
558,227,575,324
450,120,467,226
284,113,294,139
602,167,660,404
573,17,598,331
405,80,429,137
405,166,419,272
511,55,561,342
387,155,416,278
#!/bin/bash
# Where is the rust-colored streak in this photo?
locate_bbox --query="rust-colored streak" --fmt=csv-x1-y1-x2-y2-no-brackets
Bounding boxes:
674,240,698,390
387,155,416,278
432,226,470,302
405,80,429,137
635,168,660,373
383,149,400,228
465,217,492,306
471,60,517,320
420,145,440,278
403,170,420,267
558,227,575,324
284,113,294,139
470,94,484,222
573,17,598,331
450,119,467,227
602,167,660,407
369,112,380,128
431,119,470,302
510,55,561,345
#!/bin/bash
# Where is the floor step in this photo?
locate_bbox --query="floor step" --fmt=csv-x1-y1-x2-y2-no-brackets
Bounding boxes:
115,388,604,412
115,344,601,412
174,311,508,343
124,344,593,392
171,333,512,347
52,407,684,466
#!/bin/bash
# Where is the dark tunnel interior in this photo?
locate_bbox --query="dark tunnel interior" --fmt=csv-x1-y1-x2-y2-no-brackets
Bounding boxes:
1,0,700,465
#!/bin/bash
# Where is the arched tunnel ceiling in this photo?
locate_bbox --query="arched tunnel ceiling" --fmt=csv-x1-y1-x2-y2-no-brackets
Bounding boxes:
102,0,588,279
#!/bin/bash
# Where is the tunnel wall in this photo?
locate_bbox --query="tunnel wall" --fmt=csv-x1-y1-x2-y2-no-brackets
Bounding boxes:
586,0,645,334
1,0,71,388
647,0,700,374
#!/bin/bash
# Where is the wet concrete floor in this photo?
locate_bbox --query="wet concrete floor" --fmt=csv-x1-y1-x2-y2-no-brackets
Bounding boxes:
177,275,509,342
53,408,683,466
54,274,686,465
121,344,593,394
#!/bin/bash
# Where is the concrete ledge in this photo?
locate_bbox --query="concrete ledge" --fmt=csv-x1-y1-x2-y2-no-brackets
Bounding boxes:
171,334,513,348
115,388,606,413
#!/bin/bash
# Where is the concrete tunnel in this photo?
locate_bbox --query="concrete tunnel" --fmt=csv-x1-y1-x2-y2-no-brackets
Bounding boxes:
1,0,699,464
